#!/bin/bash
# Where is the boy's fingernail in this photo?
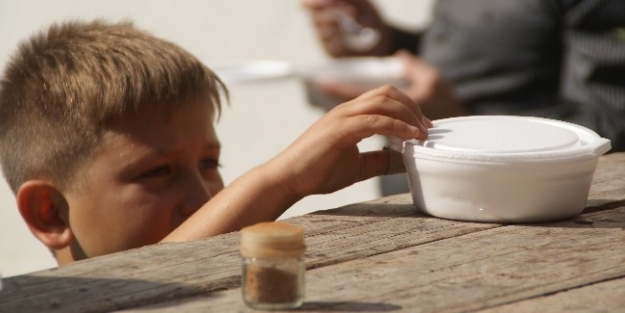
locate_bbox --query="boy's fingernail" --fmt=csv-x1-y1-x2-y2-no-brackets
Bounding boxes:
419,125,428,138
413,122,428,139
423,117,433,128
407,124,420,136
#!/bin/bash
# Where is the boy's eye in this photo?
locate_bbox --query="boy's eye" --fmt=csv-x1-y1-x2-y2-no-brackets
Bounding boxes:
142,166,171,178
200,158,221,169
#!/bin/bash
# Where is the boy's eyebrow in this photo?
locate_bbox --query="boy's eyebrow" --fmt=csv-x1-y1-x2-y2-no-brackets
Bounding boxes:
146,140,220,153
122,141,221,162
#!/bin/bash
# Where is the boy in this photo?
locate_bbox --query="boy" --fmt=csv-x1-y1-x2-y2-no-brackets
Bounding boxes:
0,20,430,265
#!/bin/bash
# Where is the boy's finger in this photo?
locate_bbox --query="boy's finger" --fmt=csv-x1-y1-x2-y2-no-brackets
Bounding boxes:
424,117,434,128
356,85,428,127
341,114,427,143
357,150,388,181
357,148,405,182
340,93,427,134
360,85,422,113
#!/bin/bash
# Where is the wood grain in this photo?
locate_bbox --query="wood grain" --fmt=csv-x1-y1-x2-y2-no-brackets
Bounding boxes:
1,153,624,313
118,205,625,313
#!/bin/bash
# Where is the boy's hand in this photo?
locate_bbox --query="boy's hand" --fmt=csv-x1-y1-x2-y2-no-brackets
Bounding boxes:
165,86,430,240
272,85,431,198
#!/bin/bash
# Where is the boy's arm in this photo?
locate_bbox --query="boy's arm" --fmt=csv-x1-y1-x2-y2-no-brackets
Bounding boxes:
162,85,430,241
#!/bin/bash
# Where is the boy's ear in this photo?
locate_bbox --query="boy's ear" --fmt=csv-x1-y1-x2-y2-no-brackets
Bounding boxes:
16,180,73,250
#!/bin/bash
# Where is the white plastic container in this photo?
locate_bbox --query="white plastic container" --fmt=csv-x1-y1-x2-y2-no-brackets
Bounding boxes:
390,116,611,223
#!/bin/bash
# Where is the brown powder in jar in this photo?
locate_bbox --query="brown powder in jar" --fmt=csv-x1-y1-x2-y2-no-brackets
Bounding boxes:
244,263,299,304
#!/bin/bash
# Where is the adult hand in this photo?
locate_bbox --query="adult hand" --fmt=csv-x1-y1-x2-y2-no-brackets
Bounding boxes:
394,50,466,120
316,51,466,120
301,0,393,56
271,85,432,198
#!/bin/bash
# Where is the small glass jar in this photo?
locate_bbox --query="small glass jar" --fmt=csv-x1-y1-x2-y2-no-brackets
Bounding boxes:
240,222,306,310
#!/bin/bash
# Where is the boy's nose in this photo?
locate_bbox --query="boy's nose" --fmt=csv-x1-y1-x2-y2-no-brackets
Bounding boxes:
180,175,213,217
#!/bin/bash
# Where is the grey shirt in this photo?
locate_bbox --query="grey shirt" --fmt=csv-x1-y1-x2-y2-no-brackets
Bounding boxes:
392,0,625,151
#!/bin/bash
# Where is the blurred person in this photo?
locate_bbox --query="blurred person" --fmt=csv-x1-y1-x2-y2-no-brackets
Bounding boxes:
302,0,625,152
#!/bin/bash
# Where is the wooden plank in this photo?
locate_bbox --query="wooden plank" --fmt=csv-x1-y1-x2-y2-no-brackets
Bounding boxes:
0,235,243,313
0,195,496,313
585,152,625,209
2,153,624,313
301,196,500,270
119,206,625,312
477,276,625,313
0,196,419,312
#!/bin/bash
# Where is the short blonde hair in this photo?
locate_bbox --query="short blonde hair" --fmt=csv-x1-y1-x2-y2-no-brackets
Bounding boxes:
0,20,227,193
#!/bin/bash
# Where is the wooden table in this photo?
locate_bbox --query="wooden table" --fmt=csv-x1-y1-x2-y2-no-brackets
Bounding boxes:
1,153,624,313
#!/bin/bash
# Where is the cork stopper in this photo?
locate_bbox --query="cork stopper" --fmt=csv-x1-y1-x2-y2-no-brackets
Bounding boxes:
240,222,306,258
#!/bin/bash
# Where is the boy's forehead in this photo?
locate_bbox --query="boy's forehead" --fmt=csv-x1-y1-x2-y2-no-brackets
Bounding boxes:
105,102,218,139
111,100,215,124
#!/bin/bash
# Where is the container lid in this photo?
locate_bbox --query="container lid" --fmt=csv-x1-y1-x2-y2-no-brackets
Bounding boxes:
394,116,611,164
240,222,306,258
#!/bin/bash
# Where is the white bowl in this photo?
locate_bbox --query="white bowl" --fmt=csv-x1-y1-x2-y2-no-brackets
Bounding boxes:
299,57,406,110
209,60,293,85
390,116,611,223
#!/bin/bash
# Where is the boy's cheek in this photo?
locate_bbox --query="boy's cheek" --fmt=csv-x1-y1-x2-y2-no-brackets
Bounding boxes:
69,206,160,257
209,178,225,196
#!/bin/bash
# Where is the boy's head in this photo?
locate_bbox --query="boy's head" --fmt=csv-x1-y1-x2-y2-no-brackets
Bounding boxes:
0,20,228,264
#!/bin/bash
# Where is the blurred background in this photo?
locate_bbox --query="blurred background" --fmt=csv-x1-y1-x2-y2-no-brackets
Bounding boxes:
0,0,434,277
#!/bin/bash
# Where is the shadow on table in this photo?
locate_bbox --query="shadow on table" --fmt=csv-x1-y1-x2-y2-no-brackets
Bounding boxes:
523,199,625,229
298,301,402,311
309,202,425,219
309,197,625,229
583,198,625,214
0,273,223,313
